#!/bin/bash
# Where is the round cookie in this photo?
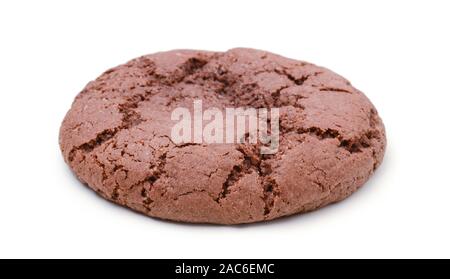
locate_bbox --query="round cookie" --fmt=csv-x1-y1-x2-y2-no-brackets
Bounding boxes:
60,48,386,224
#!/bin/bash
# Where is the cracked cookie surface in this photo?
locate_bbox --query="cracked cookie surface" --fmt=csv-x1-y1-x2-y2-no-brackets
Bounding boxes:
59,48,386,224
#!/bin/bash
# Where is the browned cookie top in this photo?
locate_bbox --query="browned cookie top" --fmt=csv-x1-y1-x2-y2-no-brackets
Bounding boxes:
60,48,386,224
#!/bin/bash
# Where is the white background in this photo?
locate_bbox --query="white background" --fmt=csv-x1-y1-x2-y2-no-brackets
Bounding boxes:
1,0,449,259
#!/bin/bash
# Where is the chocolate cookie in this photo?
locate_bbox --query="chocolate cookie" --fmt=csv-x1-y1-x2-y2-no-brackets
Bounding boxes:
60,48,386,224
